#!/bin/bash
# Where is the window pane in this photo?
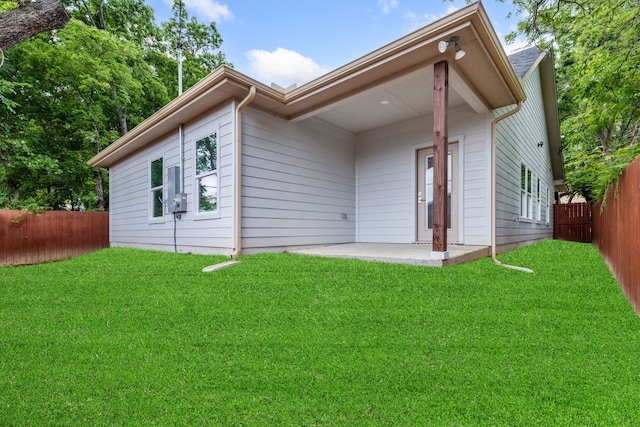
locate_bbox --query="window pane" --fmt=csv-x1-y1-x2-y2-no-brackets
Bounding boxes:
527,170,532,193
196,134,217,175
521,164,526,190
198,174,218,212
151,158,163,188
426,153,452,229
152,189,163,217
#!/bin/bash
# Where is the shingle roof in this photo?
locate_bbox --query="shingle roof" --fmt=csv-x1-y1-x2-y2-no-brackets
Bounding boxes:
508,47,544,78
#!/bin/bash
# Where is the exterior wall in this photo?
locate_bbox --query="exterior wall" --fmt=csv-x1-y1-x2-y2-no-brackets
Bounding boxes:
240,108,357,252
109,102,235,254
494,66,555,250
107,64,556,254
355,105,490,245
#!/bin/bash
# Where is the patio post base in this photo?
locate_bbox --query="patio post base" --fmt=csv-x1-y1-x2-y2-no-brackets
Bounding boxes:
430,250,450,260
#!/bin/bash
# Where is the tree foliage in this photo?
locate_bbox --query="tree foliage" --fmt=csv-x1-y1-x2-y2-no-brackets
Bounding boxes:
0,0,231,210
448,0,640,202
509,0,640,202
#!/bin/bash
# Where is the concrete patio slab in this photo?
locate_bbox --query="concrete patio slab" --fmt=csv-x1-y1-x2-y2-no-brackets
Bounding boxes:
291,243,490,267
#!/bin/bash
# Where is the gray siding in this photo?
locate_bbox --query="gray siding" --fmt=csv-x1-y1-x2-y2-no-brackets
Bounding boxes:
108,102,235,254
240,108,356,252
108,65,556,255
356,105,490,245
495,66,555,248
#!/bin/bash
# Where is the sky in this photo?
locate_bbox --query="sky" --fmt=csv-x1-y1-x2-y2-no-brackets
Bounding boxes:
146,0,530,88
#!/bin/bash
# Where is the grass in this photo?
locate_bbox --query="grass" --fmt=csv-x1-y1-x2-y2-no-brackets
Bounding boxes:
0,240,638,426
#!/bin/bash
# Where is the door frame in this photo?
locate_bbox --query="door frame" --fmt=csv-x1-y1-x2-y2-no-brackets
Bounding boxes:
411,135,464,244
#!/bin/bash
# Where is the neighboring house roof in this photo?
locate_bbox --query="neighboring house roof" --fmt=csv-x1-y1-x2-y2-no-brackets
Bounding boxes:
88,1,550,171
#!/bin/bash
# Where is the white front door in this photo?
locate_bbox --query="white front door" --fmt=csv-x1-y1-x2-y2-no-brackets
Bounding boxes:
417,143,459,243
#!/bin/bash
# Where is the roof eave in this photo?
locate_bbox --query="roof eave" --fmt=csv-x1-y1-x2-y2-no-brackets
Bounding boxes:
88,67,285,168
539,51,564,182
470,2,526,104
89,1,527,169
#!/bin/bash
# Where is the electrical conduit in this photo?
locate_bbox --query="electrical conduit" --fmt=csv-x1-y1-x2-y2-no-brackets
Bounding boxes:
491,101,533,273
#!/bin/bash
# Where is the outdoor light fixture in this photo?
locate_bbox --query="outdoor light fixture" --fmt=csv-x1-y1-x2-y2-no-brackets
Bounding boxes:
437,35,466,60
538,141,544,148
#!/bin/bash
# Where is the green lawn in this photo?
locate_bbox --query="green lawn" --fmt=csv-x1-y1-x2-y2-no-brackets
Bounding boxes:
0,240,638,426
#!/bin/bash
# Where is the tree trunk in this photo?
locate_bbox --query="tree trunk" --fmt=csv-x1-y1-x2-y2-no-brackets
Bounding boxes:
0,0,70,51
93,125,105,210
94,169,105,211
112,86,128,134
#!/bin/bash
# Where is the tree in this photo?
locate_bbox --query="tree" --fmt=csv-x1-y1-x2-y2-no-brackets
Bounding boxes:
159,0,232,98
0,0,70,51
507,0,640,202
1,18,168,210
1,0,232,211
447,0,640,201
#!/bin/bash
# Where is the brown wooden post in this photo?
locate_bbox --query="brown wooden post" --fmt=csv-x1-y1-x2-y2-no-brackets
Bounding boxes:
432,60,449,255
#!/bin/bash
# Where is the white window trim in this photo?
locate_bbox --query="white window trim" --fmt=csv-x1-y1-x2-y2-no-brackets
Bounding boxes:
520,163,534,221
193,128,221,220
536,176,542,222
545,186,551,225
149,157,165,223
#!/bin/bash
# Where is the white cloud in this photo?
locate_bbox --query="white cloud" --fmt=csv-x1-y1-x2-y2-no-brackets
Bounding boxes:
503,38,531,55
445,5,459,15
497,31,531,55
183,0,233,22
246,48,330,87
403,11,438,30
403,5,459,31
378,0,399,14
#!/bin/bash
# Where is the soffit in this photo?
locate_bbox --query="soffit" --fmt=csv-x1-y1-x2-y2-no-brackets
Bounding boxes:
273,2,524,121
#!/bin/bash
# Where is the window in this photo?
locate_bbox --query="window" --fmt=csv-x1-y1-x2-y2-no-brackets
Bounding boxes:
195,133,218,213
426,151,453,229
150,158,163,218
536,177,542,221
546,187,551,224
520,163,533,219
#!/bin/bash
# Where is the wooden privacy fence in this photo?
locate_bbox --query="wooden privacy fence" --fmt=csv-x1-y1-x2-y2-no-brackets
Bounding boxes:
0,210,109,267
592,156,640,317
554,203,592,243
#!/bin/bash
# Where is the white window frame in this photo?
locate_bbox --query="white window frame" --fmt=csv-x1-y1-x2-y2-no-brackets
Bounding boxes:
194,131,220,218
520,163,533,220
149,157,164,221
536,177,542,221
545,187,551,225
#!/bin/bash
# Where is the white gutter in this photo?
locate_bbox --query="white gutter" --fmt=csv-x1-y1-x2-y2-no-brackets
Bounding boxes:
490,100,534,274
231,86,257,260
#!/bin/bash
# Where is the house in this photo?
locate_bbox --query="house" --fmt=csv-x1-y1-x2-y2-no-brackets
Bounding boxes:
88,1,563,265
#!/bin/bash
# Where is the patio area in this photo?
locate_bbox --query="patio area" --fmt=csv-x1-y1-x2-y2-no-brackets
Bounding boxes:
291,243,490,267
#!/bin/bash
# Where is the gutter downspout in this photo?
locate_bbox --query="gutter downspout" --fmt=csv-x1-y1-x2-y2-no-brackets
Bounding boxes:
491,100,534,274
179,124,184,193
231,86,257,260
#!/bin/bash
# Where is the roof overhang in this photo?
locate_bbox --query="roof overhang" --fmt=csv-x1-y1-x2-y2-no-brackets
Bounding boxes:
89,1,526,168
538,51,564,183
